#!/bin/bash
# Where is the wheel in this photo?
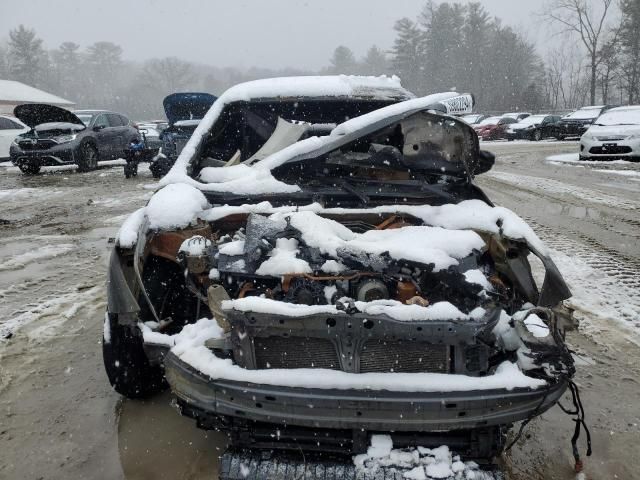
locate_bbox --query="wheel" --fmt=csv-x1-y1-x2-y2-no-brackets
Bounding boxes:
18,163,41,175
556,134,565,141
124,161,138,178
533,129,542,141
102,313,166,399
77,142,98,172
149,157,172,179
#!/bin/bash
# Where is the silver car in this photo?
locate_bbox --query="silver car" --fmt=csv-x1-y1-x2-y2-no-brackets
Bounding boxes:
580,106,640,161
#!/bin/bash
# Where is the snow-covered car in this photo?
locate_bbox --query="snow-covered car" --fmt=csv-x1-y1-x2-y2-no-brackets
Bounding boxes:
553,105,617,140
10,106,139,174
505,114,561,141
0,115,29,161
103,76,577,469
149,93,217,179
460,113,487,125
579,105,640,161
473,116,517,140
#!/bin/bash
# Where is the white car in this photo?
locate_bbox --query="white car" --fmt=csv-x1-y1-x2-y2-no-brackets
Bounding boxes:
580,106,640,161
0,115,29,160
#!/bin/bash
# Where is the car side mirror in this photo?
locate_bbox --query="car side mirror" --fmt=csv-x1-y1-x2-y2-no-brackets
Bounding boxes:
93,125,105,131
474,150,495,175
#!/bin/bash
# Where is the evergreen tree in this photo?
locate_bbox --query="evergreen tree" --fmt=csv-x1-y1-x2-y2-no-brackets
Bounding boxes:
7,25,45,87
462,3,492,102
328,46,357,74
390,18,423,92
620,0,640,102
360,45,388,76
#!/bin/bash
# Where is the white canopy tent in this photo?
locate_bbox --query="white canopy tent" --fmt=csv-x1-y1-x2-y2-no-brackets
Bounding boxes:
0,80,75,115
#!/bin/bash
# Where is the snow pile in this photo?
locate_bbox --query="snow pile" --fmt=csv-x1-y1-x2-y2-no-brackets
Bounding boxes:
222,296,483,322
202,200,546,256
255,238,312,276
146,183,210,230
116,207,146,248
266,210,486,271
354,436,497,479
140,317,223,348
198,163,300,195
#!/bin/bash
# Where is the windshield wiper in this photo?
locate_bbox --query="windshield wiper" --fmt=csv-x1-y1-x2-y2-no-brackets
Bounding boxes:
336,179,370,205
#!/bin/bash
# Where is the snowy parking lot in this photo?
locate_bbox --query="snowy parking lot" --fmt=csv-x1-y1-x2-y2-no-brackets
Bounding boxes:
0,141,639,480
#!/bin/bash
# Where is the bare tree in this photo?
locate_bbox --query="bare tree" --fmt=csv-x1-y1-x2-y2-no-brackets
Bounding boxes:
141,57,196,93
543,0,615,104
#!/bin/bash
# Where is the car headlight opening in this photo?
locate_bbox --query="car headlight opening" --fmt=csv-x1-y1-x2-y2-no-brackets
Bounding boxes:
54,134,78,144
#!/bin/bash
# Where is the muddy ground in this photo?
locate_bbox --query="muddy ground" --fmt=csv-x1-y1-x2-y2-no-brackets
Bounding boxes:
0,144,638,479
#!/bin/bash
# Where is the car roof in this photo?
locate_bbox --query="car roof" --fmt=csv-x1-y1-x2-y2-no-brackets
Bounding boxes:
605,105,640,113
74,110,121,115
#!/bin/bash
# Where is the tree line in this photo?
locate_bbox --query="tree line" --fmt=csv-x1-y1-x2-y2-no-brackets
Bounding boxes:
1,1,639,118
326,0,640,111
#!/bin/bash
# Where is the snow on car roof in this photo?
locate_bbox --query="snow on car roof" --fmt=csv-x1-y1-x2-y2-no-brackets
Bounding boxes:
160,75,414,184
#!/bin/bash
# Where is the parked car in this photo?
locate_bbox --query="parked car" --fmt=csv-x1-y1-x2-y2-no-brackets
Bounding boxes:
149,92,217,178
136,124,163,151
103,76,578,471
553,105,617,140
460,113,488,125
473,115,517,140
505,114,562,141
502,112,531,121
10,106,139,174
580,105,640,161
0,115,28,161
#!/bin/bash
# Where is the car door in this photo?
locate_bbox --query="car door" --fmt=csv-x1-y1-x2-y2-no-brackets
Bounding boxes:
92,114,112,158
0,117,28,160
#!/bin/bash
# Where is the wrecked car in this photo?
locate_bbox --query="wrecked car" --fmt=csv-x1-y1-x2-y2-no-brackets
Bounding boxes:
104,76,579,471
149,92,217,178
10,105,139,174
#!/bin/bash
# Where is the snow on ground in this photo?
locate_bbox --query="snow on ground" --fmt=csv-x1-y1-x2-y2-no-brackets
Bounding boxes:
546,153,634,165
486,171,638,210
0,243,74,271
593,169,640,177
0,187,65,201
354,436,498,479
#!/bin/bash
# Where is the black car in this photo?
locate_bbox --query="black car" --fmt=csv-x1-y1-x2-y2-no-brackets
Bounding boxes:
10,105,139,174
148,92,217,178
553,105,617,140
505,114,562,141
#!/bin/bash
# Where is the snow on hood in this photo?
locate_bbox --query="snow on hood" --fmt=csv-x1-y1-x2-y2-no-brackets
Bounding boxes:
34,122,85,132
145,183,210,231
159,75,414,185
13,103,85,128
586,124,640,137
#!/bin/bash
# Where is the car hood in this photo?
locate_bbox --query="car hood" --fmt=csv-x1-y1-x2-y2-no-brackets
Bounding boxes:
13,104,85,129
510,123,537,131
586,124,640,137
163,93,217,125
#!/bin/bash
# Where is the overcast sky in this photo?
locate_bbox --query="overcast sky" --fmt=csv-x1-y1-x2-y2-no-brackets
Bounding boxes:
0,0,543,70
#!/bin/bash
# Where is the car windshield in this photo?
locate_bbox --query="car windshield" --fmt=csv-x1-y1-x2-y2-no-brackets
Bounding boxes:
478,116,501,126
594,109,640,126
564,108,602,120
461,114,481,124
76,114,93,125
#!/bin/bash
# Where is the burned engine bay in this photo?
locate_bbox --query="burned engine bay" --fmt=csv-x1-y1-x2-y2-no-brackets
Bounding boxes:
140,208,576,385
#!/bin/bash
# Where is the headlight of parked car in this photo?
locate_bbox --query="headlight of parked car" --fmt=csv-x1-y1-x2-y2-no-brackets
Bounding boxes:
54,134,77,144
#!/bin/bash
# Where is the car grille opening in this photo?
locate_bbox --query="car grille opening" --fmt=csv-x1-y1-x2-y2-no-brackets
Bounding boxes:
359,340,450,373
254,336,340,370
589,145,632,155
18,139,57,150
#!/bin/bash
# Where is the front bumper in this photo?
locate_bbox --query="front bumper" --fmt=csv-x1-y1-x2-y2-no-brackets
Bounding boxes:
555,123,590,138
505,129,533,140
10,142,80,166
165,351,567,432
580,138,640,160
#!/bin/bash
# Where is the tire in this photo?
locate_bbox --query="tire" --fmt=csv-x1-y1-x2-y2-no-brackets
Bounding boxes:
533,129,542,141
149,157,172,179
124,161,138,179
556,134,565,141
102,313,166,399
77,142,99,172
18,163,41,175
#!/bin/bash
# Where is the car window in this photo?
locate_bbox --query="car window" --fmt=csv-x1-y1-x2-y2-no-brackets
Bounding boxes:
94,114,108,128
119,115,130,126
0,118,13,129
107,114,124,127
